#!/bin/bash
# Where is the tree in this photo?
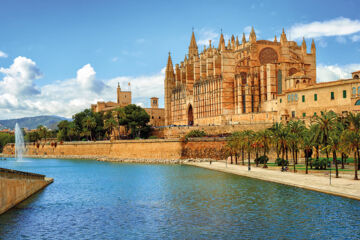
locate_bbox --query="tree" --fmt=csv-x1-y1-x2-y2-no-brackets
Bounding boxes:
243,130,254,170
122,104,150,138
312,111,337,170
287,120,306,172
37,125,48,141
257,129,271,168
341,129,359,180
104,117,117,140
82,116,96,141
302,128,313,174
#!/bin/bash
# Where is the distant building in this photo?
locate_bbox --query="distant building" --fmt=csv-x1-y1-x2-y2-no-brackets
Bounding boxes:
164,29,360,126
91,83,165,127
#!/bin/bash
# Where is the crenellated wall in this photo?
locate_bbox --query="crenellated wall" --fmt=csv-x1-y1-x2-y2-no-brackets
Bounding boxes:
0,168,53,215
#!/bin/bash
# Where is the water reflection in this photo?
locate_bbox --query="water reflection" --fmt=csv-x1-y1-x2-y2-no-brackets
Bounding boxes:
0,158,359,239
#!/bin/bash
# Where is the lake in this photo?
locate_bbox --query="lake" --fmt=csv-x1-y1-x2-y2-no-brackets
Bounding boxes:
0,158,359,239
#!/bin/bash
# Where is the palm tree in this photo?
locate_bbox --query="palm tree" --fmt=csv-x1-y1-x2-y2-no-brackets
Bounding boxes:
287,120,306,172
243,130,254,171
312,111,337,170
269,123,282,159
341,129,360,180
347,112,360,170
82,116,97,141
104,117,117,140
257,129,271,168
302,128,313,174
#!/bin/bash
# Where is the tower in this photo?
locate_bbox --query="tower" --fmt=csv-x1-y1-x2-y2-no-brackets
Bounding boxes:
188,31,198,57
151,97,159,108
164,52,175,125
117,82,121,104
301,37,307,55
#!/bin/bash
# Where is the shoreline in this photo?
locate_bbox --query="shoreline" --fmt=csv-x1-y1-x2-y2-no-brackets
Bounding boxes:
185,161,360,201
2,153,360,201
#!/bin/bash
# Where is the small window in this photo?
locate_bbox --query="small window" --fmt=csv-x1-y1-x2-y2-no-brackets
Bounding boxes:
358,87,360,95
353,87,356,95
292,111,296,118
331,92,335,100
302,95,305,102
280,98,282,103
159,116,161,119
314,112,317,116
343,90,347,98
314,94,318,101
290,94,294,102
152,116,154,119
287,95,291,102
295,94,298,101
302,113,306,117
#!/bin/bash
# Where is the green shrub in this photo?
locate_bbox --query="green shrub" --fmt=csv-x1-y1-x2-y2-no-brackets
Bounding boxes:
184,130,206,141
275,158,288,166
311,158,329,170
148,136,158,139
134,137,141,140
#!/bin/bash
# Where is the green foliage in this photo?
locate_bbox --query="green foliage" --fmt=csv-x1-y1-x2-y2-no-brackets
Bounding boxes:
148,136,158,139
275,158,288,166
0,133,15,152
185,130,206,141
311,158,330,170
254,155,269,165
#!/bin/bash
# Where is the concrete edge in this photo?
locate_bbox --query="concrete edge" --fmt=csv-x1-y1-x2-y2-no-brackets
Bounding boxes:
185,163,360,202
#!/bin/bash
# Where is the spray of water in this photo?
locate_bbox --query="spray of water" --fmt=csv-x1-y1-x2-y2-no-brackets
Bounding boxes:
15,123,26,162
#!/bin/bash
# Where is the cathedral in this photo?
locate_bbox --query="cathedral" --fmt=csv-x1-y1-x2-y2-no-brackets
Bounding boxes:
164,28,360,126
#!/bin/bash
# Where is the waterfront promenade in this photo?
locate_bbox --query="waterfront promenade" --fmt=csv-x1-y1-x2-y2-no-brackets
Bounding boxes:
186,161,360,201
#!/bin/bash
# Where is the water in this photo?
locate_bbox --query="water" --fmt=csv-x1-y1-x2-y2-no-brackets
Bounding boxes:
14,123,25,162
0,158,359,240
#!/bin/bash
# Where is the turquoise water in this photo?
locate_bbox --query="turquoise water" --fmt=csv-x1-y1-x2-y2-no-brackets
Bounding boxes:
0,158,359,240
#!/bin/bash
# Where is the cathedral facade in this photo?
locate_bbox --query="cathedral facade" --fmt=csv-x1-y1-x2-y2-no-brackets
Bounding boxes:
164,28,360,126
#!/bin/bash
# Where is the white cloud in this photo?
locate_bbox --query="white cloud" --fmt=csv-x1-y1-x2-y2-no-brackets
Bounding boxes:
76,64,106,93
0,51,7,58
197,28,219,46
351,35,360,42
136,38,145,44
111,57,119,62
317,63,360,82
0,56,41,96
0,56,165,119
288,17,360,40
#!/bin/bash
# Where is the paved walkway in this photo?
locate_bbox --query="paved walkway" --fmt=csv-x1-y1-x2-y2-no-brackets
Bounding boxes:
185,161,360,201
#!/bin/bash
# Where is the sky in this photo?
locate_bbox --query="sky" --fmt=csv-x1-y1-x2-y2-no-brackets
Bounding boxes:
0,0,360,119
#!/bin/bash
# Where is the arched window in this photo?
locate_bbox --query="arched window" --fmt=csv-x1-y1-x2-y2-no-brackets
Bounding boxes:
355,99,360,105
295,94,298,101
353,87,356,95
290,94,294,102
277,70,282,94
355,75,359,79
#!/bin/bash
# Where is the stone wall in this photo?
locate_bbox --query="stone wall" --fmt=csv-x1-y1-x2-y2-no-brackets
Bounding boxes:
163,123,272,139
0,168,53,215
3,139,184,160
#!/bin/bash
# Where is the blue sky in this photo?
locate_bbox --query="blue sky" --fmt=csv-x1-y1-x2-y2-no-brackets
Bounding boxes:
0,0,360,119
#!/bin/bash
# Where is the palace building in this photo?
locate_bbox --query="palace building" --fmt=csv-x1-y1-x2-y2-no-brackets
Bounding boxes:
91,83,165,127
164,28,360,126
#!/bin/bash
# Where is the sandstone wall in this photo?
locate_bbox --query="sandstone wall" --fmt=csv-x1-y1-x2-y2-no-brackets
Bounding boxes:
3,139,184,160
0,168,52,215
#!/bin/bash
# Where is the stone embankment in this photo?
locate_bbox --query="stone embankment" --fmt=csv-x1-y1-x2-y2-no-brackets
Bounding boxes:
0,168,53,215
186,161,360,201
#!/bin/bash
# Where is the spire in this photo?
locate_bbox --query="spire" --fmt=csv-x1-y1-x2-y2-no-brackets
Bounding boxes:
166,52,174,73
249,26,256,43
188,30,198,56
218,33,225,50
227,39,231,49
236,36,239,46
274,35,277,42
311,39,316,54
209,40,212,49
231,35,235,49
117,82,120,88
242,32,246,44
280,28,287,44
301,37,307,54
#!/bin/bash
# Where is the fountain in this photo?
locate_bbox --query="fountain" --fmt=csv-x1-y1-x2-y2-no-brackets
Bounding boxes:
15,123,25,162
